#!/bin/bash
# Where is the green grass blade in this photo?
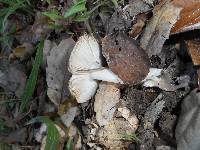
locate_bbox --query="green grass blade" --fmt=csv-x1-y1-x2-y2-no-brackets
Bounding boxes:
64,0,87,18
19,41,44,112
66,137,73,150
73,12,91,22
42,9,63,22
111,0,118,8
27,116,60,150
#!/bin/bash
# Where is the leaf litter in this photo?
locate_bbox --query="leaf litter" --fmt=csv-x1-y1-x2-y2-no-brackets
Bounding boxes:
0,0,200,149
46,38,75,106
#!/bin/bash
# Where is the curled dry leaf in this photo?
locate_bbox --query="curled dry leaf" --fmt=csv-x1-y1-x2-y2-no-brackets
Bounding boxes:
123,0,150,38
186,40,200,66
46,38,75,106
140,0,182,57
94,82,120,126
102,32,150,84
171,0,200,34
129,13,149,38
68,34,123,103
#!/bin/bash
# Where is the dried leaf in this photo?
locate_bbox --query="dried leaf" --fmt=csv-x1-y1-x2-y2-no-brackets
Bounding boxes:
129,13,148,38
186,40,200,66
140,0,182,57
94,82,120,126
102,32,150,84
46,38,75,105
176,89,200,150
171,0,200,34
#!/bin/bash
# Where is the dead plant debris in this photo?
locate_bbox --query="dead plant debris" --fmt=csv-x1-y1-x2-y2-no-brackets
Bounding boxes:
0,0,200,149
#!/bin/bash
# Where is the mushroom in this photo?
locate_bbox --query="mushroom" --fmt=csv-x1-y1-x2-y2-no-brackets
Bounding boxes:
68,34,123,103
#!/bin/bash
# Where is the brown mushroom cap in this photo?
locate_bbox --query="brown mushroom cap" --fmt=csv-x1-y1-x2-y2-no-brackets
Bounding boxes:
102,32,150,84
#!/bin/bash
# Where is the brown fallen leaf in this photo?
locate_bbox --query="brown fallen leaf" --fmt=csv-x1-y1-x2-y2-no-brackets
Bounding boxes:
46,38,75,106
129,13,149,38
140,0,182,57
94,82,120,126
171,0,200,34
186,40,200,66
102,32,150,84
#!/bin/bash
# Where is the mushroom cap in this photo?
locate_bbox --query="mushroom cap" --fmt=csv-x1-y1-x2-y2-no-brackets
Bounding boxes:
102,32,150,84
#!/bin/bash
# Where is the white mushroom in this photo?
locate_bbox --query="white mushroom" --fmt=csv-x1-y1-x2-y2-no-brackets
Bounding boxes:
68,34,123,103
